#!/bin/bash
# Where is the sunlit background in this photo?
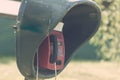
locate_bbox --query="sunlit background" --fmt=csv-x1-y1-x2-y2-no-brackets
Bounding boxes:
0,0,120,80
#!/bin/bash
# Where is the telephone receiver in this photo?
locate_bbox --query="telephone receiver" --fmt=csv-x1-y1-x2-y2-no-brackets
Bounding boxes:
49,34,58,63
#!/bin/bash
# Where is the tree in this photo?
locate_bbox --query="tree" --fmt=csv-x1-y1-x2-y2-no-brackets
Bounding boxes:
90,0,120,61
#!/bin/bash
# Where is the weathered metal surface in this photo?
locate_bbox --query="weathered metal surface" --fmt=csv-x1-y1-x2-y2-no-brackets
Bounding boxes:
16,0,101,79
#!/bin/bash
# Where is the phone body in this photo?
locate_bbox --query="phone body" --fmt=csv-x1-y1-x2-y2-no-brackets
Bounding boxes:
38,30,65,70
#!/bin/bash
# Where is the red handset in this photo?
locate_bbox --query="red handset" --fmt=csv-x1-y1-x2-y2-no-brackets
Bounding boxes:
38,30,65,70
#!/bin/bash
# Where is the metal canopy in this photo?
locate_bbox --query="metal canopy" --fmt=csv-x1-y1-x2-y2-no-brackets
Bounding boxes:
16,0,101,79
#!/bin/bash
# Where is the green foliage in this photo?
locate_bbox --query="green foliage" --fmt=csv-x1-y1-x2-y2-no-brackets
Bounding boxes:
90,0,120,61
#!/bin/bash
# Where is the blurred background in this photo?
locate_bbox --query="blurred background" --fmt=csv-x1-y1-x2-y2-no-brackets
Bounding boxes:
0,0,120,80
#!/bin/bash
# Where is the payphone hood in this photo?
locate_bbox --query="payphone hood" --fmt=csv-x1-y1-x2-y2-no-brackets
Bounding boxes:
16,0,101,79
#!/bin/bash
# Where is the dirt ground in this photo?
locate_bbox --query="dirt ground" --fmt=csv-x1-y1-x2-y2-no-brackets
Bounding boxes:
0,61,120,80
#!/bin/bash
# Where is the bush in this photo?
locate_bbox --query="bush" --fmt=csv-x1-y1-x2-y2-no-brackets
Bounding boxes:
90,0,120,61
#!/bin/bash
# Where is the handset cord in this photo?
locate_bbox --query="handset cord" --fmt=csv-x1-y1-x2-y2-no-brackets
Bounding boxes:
54,63,57,80
36,52,39,80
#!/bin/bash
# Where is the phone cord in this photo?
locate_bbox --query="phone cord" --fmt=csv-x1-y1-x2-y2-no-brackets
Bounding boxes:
54,63,57,80
36,52,39,80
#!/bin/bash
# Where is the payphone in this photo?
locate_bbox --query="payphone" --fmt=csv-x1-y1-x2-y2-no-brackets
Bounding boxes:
16,0,101,79
37,30,65,70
